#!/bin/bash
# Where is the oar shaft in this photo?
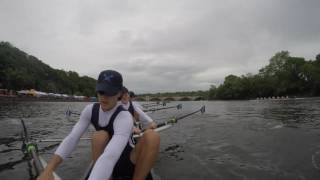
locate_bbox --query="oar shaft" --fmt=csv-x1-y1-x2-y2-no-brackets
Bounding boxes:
145,106,173,112
39,137,91,142
145,104,181,112
151,105,204,129
176,108,201,121
66,111,80,116
20,119,62,180
20,119,30,142
31,150,44,175
156,122,167,127
143,102,165,107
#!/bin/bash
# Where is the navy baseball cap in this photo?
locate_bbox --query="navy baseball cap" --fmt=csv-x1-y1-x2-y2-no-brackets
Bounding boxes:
96,70,123,96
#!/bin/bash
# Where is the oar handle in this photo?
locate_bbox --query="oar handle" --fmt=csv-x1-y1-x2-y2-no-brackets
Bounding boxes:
20,119,45,176
31,147,45,175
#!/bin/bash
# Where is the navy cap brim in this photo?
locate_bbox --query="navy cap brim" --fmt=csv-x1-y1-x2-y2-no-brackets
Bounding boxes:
96,83,121,96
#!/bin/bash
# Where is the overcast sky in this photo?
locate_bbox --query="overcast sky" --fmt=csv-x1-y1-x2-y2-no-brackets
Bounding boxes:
1,0,319,93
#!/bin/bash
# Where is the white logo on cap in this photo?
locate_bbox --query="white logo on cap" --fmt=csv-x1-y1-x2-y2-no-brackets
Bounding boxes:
103,73,114,82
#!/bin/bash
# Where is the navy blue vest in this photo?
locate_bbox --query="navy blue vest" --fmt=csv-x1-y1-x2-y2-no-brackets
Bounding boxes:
128,101,135,116
90,103,125,136
90,103,136,144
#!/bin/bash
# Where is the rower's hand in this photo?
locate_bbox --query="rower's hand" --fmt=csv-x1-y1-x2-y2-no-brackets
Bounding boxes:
149,122,157,129
133,127,142,134
37,170,54,180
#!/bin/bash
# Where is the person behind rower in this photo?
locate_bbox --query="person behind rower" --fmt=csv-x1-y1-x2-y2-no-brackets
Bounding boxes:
38,70,160,180
120,87,157,133
129,91,143,109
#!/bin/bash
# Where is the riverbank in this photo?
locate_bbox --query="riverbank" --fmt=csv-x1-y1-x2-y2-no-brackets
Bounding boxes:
0,95,96,102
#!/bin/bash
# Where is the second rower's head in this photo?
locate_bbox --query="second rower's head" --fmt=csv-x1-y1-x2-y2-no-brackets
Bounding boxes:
129,91,136,100
96,70,123,111
121,86,130,104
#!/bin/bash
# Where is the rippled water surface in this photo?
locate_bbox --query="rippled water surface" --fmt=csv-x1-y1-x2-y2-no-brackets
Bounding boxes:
1,99,320,180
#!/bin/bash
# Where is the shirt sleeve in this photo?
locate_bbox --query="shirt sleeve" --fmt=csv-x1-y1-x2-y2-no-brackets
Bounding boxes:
133,103,153,124
88,111,133,180
54,104,92,159
132,101,143,110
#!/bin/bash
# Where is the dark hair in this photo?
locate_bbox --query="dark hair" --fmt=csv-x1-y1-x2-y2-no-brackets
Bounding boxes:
118,86,128,100
122,86,129,93
129,91,136,98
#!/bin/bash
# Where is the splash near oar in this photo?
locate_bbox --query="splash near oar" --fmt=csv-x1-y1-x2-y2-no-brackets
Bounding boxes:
20,119,62,180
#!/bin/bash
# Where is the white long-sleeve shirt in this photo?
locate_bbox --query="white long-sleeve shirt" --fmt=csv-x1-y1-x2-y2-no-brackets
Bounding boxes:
121,101,153,128
55,103,133,180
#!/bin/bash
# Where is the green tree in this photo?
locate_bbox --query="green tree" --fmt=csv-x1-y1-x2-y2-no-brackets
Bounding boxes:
208,85,217,100
0,41,97,96
259,51,290,77
316,54,320,62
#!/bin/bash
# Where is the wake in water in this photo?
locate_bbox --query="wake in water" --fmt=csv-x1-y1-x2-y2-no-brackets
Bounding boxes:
312,150,320,170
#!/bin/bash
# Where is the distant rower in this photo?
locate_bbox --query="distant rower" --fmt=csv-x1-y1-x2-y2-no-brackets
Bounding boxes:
120,87,157,134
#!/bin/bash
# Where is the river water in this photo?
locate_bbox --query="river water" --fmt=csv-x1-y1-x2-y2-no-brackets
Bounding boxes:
0,99,320,180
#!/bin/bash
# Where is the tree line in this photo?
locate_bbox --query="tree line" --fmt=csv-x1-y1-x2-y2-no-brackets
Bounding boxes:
0,42,96,97
208,51,320,100
140,51,320,100
141,90,208,98
140,90,209,100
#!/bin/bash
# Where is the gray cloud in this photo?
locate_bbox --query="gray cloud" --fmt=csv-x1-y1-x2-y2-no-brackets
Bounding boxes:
1,0,319,93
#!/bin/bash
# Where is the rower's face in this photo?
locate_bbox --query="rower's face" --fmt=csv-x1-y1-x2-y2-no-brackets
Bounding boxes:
121,93,130,104
98,92,120,111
